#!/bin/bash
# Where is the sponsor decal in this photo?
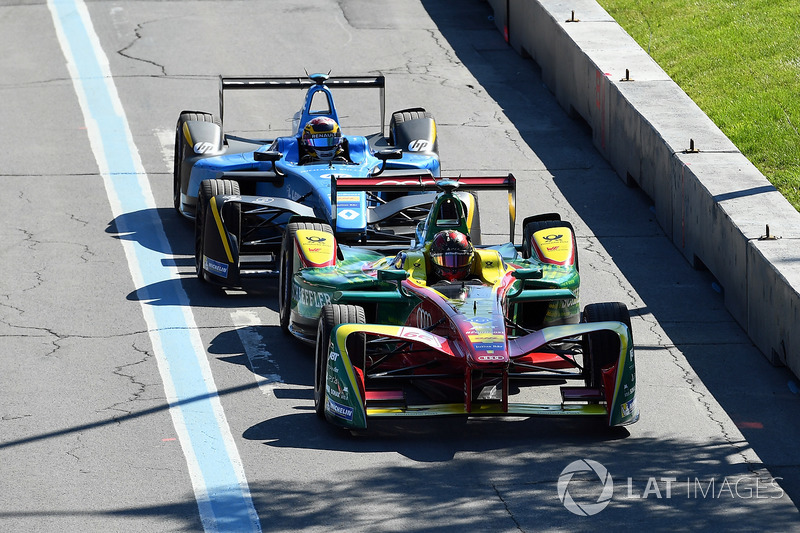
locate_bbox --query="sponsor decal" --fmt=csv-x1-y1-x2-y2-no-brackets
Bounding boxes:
397,327,442,349
193,141,216,154
252,197,275,204
407,139,432,152
326,397,354,421
375,179,436,186
468,333,504,344
474,343,505,352
476,354,506,362
621,398,637,418
292,285,332,309
534,228,574,265
414,307,433,329
296,230,334,266
336,193,360,204
338,209,359,221
326,380,349,401
203,256,229,278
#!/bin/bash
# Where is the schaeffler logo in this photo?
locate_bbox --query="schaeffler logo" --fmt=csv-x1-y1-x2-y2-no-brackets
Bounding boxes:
557,459,614,516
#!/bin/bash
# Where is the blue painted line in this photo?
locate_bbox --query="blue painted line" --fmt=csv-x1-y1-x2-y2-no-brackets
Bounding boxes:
48,1,260,531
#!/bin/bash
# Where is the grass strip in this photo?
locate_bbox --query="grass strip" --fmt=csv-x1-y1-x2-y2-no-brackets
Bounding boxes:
597,0,800,210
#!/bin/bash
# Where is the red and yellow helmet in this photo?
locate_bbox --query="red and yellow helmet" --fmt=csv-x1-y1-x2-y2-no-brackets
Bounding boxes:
301,117,342,161
430,230,474,281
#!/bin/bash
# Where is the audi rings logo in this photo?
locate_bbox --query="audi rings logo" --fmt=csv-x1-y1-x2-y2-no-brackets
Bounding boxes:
557,459,614,516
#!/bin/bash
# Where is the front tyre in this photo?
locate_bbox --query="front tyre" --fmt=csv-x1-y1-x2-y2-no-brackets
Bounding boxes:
174,111,220,216
278,221,333,334
314,304,366,417
194,179,240,281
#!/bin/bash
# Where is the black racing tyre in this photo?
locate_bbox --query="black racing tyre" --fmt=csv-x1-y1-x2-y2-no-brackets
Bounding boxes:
174,111,220,215
521,219,579,271
582,302,632,390
314,304,366,417
390,109,433,126
388,108,435,145
278,221,334,334
200,177,240,198
194,179,240,281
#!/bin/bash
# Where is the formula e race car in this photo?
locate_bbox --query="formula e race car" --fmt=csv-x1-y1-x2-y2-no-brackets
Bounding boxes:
175,73,465,285
282,176,638,430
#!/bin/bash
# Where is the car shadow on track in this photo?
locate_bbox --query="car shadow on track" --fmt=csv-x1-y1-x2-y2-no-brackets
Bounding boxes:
107,207,281,309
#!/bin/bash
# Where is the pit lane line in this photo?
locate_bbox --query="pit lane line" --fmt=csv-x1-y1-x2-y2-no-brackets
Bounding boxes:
48,1,261,530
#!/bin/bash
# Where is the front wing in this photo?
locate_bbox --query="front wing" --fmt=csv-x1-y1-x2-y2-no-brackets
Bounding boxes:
199,194,315,284
323,322,637,430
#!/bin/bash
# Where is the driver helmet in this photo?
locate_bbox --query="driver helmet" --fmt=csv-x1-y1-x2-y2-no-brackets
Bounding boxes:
301,117,343,161
430,230,474,281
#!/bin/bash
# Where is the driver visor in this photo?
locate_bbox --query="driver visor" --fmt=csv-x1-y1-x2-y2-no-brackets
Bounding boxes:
431,251,472,269
304,135,340,149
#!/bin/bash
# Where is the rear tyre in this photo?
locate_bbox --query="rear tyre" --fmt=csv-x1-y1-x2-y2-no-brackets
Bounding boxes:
388,108,438,154
521,219,579,271
516,218,579,329
174,111,220,216
278,221,334,334
195,179,240,281
314,304,366,417
582,302,632,390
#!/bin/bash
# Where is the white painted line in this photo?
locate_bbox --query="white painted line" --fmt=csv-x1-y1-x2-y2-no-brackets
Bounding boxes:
231,310,283,396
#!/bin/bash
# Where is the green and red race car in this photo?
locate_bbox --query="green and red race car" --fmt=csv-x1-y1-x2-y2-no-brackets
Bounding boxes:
280,176,638,430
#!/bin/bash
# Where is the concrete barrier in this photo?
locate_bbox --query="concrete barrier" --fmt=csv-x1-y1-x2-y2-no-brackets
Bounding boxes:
488,0,800,377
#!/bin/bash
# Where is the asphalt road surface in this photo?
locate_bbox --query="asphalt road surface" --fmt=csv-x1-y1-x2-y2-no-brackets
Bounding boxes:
2,1,799,531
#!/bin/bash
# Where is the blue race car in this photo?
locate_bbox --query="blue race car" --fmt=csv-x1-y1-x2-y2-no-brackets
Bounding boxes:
173,73,474,287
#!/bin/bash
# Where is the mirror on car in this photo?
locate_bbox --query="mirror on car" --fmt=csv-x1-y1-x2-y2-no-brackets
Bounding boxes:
377,269,409,281
254,150,282,162
511,268,544,280
375,148,403,161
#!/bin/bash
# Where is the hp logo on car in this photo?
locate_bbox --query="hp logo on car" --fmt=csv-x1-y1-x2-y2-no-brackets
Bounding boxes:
557,459,614,516
193,141,216,154
407,139,431,152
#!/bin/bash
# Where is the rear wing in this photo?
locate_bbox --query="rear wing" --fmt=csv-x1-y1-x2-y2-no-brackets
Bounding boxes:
332,174,517,241
218,75,386,134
